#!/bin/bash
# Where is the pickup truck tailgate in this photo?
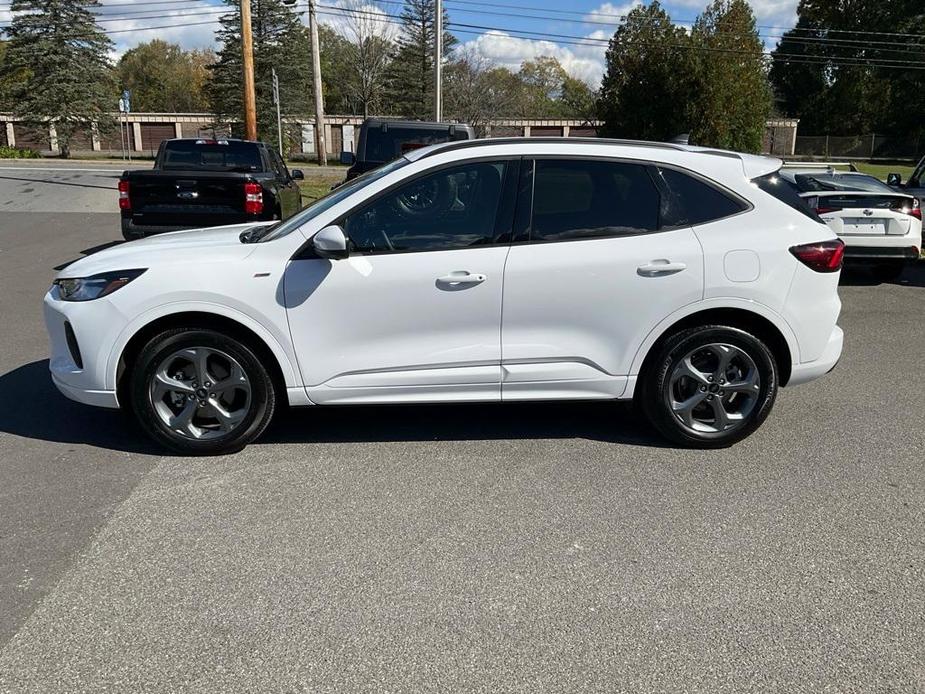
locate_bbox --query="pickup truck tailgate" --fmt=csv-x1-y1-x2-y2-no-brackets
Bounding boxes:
126,171,249,228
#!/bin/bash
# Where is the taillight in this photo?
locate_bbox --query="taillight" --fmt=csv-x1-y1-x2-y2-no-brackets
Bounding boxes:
908,199,921,220
815,206,837,215
790,239,845,273
118,180,130,210
244,182,263,215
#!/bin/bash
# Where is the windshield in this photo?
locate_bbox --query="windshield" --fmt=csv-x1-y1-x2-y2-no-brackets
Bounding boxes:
258,157,410,242
794,173,894,194
160,141,263,172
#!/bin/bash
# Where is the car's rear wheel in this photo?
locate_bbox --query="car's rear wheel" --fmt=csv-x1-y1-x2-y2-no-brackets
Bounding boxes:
639,325,778,448
130,328,276,455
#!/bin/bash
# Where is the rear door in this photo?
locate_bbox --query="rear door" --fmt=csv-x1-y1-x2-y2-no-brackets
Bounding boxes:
500,157,705,400
267,148,301,218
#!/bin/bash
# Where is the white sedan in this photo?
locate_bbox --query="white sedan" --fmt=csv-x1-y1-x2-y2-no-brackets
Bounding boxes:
45,138,845,454
780,168,921,280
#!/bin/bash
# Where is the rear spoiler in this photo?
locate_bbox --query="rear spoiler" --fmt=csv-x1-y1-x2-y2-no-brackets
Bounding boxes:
781,161,859,172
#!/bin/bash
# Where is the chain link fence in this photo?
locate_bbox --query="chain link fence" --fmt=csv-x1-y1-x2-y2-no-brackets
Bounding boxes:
795,134,923,160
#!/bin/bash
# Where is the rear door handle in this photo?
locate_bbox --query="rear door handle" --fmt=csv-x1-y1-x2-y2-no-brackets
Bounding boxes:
637,260,687,276
437,271,486,285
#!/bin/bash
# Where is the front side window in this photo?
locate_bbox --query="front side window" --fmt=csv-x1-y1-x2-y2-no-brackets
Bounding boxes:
342,160,509,254
530,159,661,241
656,166,748,226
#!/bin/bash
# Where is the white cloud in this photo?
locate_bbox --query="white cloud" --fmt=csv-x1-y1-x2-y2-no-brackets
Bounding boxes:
587,1,641,20
457,29,608,86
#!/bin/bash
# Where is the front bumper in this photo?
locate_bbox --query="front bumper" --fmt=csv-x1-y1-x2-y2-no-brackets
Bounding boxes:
788,325,843,387
44,290,123,409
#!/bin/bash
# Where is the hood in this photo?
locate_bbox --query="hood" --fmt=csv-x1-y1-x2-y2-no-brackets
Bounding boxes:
57,222,270,278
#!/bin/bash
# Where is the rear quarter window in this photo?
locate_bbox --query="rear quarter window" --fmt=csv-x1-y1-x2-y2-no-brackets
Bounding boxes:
655,167,748,226
751,172,825,223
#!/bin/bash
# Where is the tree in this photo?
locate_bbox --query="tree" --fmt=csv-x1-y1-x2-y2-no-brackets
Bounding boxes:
386,0,455,118
2,0,115,157
443,50,522,133
689,0,771,152
561,76,598,122
339,1,395,117
770,0,925,143
118,40,214,113
598,2,695,141
208,0,312,139
517,56,568,117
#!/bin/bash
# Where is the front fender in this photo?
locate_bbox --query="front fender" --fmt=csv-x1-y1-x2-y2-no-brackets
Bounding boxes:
104,300,301,391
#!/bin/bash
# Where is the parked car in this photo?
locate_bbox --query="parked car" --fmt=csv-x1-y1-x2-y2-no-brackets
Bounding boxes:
339,119,475,182
46,138,844,455
119,138,304,240
779,166,921,280
887,155,925,207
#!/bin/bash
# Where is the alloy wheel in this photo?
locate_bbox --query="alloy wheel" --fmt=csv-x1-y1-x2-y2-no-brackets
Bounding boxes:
148,346,251,441
666,342,761,435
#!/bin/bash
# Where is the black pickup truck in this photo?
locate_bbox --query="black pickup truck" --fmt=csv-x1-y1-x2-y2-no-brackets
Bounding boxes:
119,138,304,240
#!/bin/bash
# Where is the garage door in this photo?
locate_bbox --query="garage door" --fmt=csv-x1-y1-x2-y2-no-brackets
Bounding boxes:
531,126,563,137
13,124,48,152
139,123,176,154
569,127,598,138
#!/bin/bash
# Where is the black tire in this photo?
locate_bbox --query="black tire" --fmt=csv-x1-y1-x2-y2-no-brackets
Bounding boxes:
129,328,276,455
872,261,905,282
638,325,778,448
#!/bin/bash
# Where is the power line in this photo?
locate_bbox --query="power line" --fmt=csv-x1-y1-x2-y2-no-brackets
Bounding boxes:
3,0,924,72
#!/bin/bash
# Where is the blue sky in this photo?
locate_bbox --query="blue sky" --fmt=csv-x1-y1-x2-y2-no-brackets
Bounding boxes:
85,0,801,87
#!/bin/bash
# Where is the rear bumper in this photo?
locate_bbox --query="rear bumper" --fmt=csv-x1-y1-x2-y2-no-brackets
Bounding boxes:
121,216,266,239
788,325,843,387
843,245,920,261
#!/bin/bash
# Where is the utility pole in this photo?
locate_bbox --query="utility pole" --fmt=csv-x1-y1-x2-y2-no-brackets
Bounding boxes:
434,0,443,122
308,0,326,166
272,67,283,155
241,0,258,140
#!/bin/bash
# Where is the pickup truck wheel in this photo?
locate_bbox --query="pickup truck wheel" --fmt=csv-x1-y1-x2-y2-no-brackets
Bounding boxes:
639,325,778,448
130,328,276,455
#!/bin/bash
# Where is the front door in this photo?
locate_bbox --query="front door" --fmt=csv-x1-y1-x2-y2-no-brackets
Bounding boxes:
284,159,516,404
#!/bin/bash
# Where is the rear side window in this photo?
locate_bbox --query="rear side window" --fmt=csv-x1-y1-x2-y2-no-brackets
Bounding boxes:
752,172,824,223
530,159,661,241
364,127,469,163
656,167,748,226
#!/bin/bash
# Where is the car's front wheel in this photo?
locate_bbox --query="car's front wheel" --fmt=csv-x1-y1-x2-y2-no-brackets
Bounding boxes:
639,325,778,448
130,328,276,455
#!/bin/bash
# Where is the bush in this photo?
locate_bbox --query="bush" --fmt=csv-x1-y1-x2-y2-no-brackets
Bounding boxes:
0,145,41,159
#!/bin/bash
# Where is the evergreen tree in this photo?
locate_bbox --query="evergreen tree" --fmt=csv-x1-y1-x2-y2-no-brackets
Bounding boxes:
597,2,695,141
689,0,771,152
208,0,312,139
386,0,455,119
2,0,115,157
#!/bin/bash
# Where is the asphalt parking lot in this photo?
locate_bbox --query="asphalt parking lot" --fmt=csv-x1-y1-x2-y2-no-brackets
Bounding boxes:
0,162,923,693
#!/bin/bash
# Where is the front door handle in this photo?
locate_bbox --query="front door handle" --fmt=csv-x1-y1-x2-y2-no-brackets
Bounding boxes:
437,271,486,285
637,260,687,276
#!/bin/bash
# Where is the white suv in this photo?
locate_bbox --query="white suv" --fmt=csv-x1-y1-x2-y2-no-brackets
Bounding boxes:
44,139,845,454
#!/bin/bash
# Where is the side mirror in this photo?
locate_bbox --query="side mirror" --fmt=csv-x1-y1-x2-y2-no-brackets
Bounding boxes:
291,169,304,180
340,151,356,166
312,225,349,260
886,173,902,187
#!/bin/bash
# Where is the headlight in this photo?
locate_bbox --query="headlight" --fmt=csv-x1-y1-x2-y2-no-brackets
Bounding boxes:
53,269,146,301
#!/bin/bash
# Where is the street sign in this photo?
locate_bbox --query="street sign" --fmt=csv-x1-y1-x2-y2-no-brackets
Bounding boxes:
118,98,126,113
121,90,131,114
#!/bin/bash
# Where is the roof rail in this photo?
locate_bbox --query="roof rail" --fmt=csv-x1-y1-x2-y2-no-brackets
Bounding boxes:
414,136,687,159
